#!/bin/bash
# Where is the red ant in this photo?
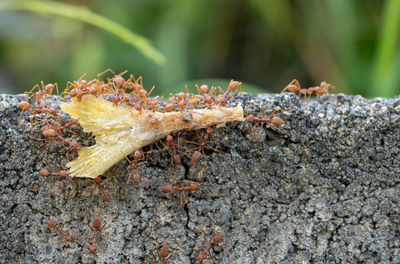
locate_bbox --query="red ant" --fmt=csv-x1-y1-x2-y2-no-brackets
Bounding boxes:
245,108,284,131
91,176,114,203
280,79,310,104
31,164,71,192
194,84,218,107
17,100,59,124
63,73,97,102
43,215,75,243
280,79,301,94
80,207,117,256
25,81,59,109
159,181,199,208
185,127,222,167
121,150,145,192
39,167,68,181
195,224,224,261
281,79,333,104
169,86,195,111
31,118,81,156
148,221,176,264
165,135,182,166
306,81,333,97
97,69,128,88
218,80,241,106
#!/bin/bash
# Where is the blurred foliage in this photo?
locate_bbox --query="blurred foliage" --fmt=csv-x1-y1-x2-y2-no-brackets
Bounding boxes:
0,0,399,97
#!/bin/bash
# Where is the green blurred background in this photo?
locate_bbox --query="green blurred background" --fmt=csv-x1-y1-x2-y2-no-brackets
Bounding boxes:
0,0,399,97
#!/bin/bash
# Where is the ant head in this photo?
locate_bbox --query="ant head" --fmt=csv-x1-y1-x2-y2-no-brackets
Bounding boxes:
46,219,57,229
92,217,102,230
48,108,57,116
135,104,142,112
138,89,147,98
219,98,227,106
113,96,120,106
177,92,186,100
69,139,81,150
89,244,97,254
160,243,170,259
178,100,186,110
164,104,174,112
45,83,55,93
114,75,125,87
203,94,213,104
166,135,173,145
89,87,97,96
134,150,142,161
79,80,88,88
93,177,102,184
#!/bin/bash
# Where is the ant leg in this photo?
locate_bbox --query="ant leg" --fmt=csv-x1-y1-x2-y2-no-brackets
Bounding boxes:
99,210,118,231
97,68,115,77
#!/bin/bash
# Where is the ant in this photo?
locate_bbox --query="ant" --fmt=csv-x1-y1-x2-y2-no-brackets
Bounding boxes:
194,84,218,107
185,127,222,167
31,118,81,156
120,150,145,192
195,223,224,262
280,79,301,94
245,107,284,131
218,80,241,107
63,73,97,102
25,81,59,109
281,79,333,104
97,69,128,88
148,221,175,264
17,100,59,125
159,180,199,208
39,167,68,181
31,163,71,192
165,135,182,166
80,207,117,256
306,81,333,97
43,215,75,243
91,176,115,204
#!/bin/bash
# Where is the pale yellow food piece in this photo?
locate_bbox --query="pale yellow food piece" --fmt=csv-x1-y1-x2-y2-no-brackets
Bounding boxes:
60,94,244,179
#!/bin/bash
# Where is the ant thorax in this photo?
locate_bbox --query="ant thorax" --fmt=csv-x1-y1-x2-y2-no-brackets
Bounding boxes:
60,94,244,179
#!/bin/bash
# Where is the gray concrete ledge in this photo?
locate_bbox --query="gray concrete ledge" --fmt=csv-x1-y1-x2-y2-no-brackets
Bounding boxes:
0,93,400,263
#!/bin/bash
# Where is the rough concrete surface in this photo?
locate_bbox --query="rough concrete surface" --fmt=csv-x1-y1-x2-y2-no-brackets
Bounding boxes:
0,92,400,264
